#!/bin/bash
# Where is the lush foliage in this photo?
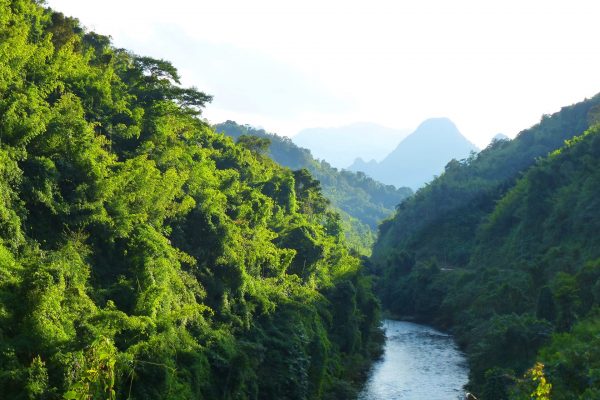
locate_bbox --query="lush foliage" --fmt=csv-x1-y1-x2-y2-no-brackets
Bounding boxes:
0,2,382,398
371,95,600,397
215,121,412,254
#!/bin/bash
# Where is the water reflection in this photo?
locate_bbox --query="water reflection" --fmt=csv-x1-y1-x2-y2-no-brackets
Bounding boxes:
359,320,468,400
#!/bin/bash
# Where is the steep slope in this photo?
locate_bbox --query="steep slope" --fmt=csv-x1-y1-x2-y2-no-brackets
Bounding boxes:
371,95,600,397
349,118,478,189
215,121,413,254
0,3,382,399
373,99,600,267
293,122,410,168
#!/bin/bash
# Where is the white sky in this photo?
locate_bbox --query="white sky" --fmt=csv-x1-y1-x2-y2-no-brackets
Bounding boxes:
46,0,600,147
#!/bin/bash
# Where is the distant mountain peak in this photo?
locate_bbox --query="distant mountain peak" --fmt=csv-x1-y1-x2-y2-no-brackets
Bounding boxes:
348,117,478,189
408,118,468,141
350,157,378,168
416,117,457,130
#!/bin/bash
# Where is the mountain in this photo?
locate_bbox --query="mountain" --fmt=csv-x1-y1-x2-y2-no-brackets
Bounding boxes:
348,118,478,189
293,122,410,168
370,94,600,397
0,3,382,399
215,121,413,254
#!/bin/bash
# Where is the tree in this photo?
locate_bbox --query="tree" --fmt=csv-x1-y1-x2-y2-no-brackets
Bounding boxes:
236,134,271,156
536,286,557,322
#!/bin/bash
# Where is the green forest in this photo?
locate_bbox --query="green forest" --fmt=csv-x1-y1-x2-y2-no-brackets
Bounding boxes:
0,1,382,398
214,121,412,255
372,95,600,398
3,0,600,399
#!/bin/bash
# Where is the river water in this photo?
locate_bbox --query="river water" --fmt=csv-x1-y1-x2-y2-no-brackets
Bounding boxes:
359,320,469,400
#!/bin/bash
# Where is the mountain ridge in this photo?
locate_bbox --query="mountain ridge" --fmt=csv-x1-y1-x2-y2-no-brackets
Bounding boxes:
0,3,383,398
371,93,600,397
348,117,478,189
214,120,413,254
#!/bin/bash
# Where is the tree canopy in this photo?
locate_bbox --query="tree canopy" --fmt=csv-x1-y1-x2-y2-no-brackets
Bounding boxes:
0,2,382,399
371,93,600,397
215,121,412,255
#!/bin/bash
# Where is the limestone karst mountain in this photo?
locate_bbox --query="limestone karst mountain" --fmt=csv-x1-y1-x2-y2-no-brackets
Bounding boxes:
348,118,478,189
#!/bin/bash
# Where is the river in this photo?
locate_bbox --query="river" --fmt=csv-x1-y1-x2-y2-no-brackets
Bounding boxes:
359,320,469,400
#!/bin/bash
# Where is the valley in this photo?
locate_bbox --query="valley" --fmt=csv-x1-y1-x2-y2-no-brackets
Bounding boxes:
2,1,600,399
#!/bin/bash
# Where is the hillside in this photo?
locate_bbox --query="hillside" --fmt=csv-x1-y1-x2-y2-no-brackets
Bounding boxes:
349,118,478,189
371,94,600,397
293,122,409,169
0,2,382,399
215,121,413,254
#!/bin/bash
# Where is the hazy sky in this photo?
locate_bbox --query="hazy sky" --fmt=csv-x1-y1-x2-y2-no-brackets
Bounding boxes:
46,0,600,147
